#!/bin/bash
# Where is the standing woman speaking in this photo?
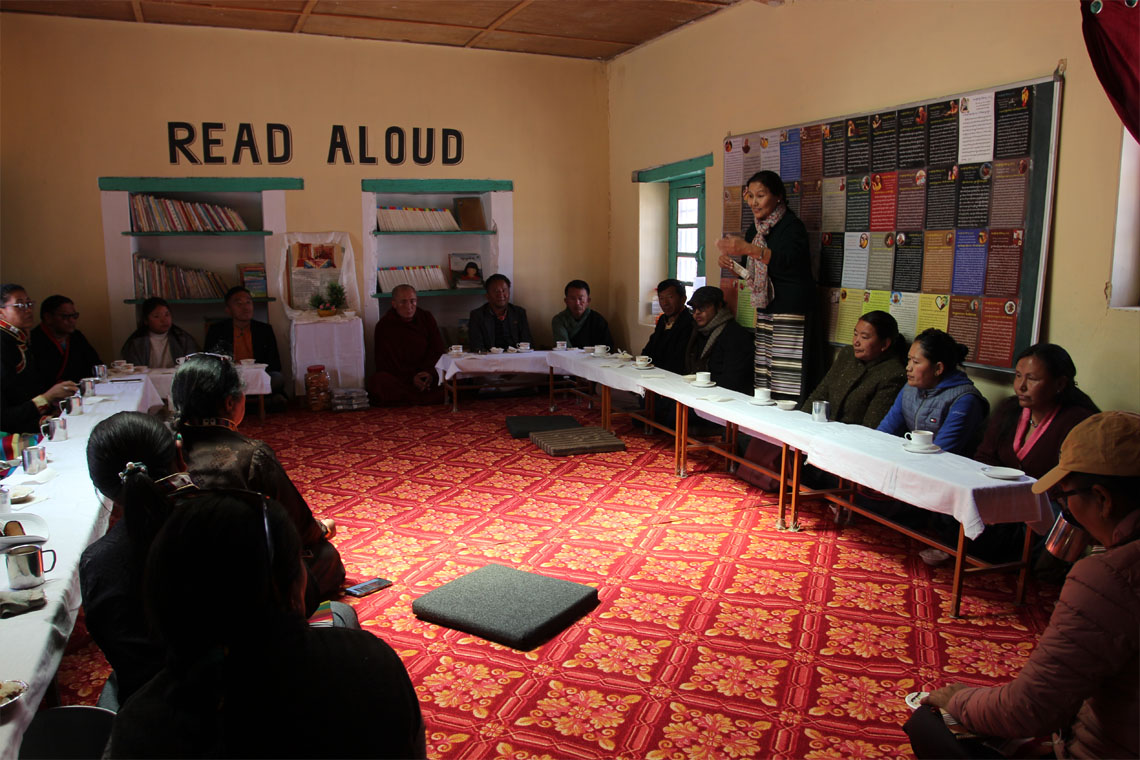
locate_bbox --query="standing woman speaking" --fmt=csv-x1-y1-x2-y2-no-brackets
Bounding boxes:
716,171,817,401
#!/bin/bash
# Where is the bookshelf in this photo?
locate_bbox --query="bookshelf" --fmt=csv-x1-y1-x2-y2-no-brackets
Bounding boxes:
99,177,302,370
360,179,514,356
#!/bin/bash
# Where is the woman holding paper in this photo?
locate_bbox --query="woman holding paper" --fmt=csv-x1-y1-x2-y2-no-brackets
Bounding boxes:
716,170,815,400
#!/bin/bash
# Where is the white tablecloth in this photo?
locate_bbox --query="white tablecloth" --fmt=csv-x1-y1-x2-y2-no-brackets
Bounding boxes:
144,364,272,399
434,350,553,381
291,318,366,394
0,379,154,759
545,350,651,394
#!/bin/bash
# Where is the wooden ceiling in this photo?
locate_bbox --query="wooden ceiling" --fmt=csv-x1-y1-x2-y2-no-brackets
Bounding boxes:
1,0,746,60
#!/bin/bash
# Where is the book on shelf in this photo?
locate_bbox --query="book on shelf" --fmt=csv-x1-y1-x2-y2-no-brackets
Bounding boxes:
375,206,460,232
448,253,483,288
129,194,249,233
453,197,487,231
288,242,341,310
237,262,268,298
132,254,228,300
376,265,450,293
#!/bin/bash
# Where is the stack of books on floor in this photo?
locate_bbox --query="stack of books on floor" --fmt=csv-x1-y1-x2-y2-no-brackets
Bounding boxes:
331,388,370,412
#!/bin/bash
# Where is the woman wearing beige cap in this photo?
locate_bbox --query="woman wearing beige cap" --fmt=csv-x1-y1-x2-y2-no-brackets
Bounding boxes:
908,411,1140,759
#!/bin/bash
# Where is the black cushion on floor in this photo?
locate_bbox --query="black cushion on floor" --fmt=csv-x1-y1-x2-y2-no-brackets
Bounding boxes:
504,415,580,439
411,564,599,650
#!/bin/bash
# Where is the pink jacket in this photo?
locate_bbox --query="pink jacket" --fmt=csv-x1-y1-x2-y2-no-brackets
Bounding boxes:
948,516,1140,759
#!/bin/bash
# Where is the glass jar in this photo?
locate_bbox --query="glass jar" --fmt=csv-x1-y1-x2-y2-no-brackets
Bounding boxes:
304,365,331,412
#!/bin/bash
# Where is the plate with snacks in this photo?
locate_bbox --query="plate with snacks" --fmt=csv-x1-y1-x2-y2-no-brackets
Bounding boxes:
0,680,28,709
0,514,48,550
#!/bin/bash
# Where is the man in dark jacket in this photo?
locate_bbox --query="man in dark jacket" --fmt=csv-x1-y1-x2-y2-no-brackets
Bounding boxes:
551,279,613,349
30,294,102,386
641,279,694,374
205,286,285,397
467,274,531,351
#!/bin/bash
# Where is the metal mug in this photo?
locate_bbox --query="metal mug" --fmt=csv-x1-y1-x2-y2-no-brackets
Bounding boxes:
1044,510,1093,562
5,544,56,590
40,417,68,442
21,446,46,475
93,364,108,380
80,377,97,397
61,394,83,415
812,400,830,422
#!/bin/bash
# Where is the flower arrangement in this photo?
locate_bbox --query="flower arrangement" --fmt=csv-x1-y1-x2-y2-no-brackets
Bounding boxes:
309,282,347,315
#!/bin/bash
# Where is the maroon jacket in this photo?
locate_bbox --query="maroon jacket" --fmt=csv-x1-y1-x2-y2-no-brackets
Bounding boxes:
948,513,1140,758
974,399,1096,480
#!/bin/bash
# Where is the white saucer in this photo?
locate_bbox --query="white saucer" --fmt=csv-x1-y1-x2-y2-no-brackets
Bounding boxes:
903,442,941,454
691,381,716,388
982,466,1025,480
9,486,34,504
489,348,504,354
699,394,732,402
515,348,533,353
632,363,655,370
748,399,776,406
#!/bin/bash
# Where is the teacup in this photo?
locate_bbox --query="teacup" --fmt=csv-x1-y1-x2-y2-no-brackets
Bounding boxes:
695,371,712,385
449,345,463,355
111,360,126,369
594,345,609,356
240,358,256,366
635,355,651,367
518,342,531,351
555,341,567,350
905,430,935,448
121,363,134,373
753,388,771,402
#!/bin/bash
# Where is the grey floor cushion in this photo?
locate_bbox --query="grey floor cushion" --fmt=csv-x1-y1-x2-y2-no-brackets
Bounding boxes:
411,564,600,650
504,414,581,439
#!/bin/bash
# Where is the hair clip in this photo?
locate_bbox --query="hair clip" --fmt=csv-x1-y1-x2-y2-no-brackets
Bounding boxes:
118,461,149,483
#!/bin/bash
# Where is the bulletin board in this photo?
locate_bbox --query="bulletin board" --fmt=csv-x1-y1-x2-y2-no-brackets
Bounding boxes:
721,73,1062,371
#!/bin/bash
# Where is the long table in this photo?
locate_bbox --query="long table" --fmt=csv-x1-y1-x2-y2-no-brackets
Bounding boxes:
140,364,272,420
0,378,159,759
536,359,1053,618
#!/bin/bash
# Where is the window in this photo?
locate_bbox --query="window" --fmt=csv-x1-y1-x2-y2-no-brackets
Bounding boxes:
669,180,704,302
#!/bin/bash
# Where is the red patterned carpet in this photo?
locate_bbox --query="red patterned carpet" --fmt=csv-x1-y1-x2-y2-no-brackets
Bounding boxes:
57,396,1060,759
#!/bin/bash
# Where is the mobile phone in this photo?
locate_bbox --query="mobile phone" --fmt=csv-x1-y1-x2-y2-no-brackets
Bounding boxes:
345,577,393,597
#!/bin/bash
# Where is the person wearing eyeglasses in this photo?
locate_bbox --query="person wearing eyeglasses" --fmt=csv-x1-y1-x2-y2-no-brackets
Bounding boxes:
106,492,425,759
29,294,103,386
171,354,344,611
909,412,1140,760
1,283,79,434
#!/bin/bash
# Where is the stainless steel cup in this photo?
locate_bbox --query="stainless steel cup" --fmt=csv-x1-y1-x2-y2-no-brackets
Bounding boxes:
1044,511,1093,562
5,544,56,590
61,394,83,415
21,446,46,475
93,364,108,380
80,378,97,397
812,400,830,422
40,417,68,442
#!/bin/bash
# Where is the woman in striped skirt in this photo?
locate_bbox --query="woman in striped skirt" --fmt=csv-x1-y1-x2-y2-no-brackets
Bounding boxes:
716,171,817,400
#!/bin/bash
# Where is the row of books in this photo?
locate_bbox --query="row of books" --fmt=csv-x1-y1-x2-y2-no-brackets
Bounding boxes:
376,265,450,293
375,207,460,232
133,255,229,299
237,262,268,298
131,194,249,233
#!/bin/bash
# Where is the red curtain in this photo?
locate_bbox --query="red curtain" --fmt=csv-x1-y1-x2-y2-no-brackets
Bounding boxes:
1081,0,1140,142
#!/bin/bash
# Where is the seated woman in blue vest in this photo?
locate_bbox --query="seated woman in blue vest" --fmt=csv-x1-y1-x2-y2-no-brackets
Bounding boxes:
876,328,988,455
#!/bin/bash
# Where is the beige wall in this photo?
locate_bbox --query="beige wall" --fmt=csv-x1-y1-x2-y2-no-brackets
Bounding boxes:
608,0,1139,412
0,14,609,357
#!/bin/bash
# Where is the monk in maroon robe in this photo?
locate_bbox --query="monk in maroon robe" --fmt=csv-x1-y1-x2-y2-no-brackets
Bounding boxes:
367,284,445,405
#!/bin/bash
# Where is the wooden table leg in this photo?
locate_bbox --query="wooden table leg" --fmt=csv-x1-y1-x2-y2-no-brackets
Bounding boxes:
1015,522,1033,605
449,377,459,412
776,443,789,530
644,389,655,434
725,422,737,472
675,402,688,477
951,524,968,618
602,385,612,431
788,448,802,531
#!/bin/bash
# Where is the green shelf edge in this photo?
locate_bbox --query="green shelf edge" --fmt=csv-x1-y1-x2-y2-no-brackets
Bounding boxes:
123,297,276,304
99,177,304,192
123,230,272,237
362,179,512,193
372,229,494,236
372,289,482,299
